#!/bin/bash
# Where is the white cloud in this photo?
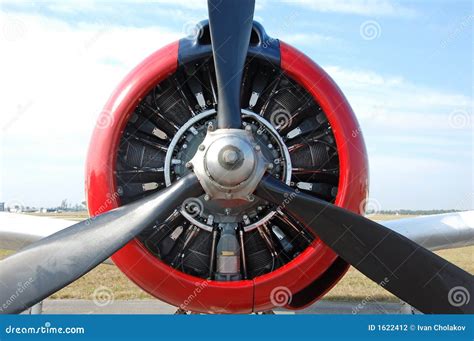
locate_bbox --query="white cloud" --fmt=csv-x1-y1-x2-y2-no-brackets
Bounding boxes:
323,65,473,131
0,8,471,210
139,0,207,10
152,0,266,11
320,65,472,210
284,0,416,17
279,32,333,46
0,11,180,206
369,154,472,210
2,0,208,11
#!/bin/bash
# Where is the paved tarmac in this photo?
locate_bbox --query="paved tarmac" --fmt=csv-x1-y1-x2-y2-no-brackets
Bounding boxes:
26,299,409,314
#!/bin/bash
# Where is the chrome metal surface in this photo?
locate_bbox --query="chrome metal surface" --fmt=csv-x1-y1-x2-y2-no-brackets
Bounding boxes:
164,110,215,186
380,211,474,251
204,134,256,187
191,128,267,201
163,109,292,232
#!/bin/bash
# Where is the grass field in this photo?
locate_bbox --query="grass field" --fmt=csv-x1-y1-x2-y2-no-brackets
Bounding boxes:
1,213,472,303
27,211,89,221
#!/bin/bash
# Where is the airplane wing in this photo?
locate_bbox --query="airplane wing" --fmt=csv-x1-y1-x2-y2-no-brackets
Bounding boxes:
0,212,74,251
379,210,474,251
1,211,472,253
0,212,114,264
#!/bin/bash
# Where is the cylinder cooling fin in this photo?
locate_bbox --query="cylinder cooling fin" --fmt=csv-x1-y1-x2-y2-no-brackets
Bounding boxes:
115,53,339,282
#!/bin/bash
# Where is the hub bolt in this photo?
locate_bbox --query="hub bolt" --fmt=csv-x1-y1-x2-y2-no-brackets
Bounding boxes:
222,149,239,165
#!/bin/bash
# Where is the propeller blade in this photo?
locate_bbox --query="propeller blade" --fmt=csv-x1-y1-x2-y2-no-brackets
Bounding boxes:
208,0,255,128
0,174,202,314
255,175,474,314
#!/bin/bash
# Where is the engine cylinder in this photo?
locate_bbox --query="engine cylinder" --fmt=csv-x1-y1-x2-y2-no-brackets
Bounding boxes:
86,26,369,313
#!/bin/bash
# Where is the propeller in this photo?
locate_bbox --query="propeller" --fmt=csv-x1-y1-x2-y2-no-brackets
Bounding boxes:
206,0,473,313
0,174,202,314
255,175,474,314
208,0,255,129
2,0,472,317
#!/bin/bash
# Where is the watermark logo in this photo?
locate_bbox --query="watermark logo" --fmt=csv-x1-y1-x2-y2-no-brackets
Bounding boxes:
4,321,85,335
440,15,473,49
179,280,210,310
351,125,362,138
95,109,114,129
448,286,470,307
92,286,114,307
0,277,35,313
80,21,109,54
360,20,381,41
352,277,390,314
448,110,471,129
359,197,381,215
84,191,120,226
5,199,26,213
2,15,27,42
182,197,204,218
270,109,292,130
3,100,34,132
270,286,292,307
182,21,204,41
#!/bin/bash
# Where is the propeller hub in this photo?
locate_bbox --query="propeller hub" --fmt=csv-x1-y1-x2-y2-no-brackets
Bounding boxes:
164,110,293,230
190,128,267,201
222,149,239,165
206,136,255,187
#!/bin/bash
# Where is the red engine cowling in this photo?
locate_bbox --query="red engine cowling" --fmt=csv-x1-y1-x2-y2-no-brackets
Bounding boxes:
85,23,368,314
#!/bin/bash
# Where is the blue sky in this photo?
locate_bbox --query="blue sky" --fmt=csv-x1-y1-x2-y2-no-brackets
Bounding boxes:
0,0,472,210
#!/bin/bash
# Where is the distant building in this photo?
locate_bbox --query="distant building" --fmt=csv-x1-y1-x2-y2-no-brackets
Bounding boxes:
0,202,4,211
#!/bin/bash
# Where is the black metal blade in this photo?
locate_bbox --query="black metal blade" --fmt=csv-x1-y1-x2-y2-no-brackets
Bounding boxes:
0,174,202,314
255,175,474,314
208,0,255,128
